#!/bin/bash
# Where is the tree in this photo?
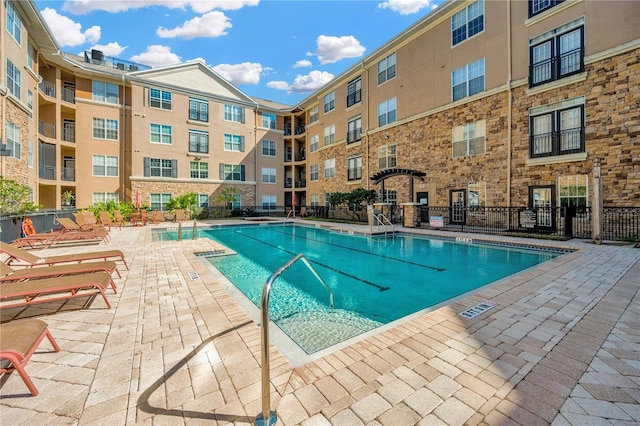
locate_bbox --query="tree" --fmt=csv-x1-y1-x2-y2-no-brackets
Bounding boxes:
215,187,238,217
328,188,377,221
0,178,41,214
166,192,202,219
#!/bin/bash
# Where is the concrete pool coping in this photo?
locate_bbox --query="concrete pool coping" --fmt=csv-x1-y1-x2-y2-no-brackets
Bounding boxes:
1,218,638,425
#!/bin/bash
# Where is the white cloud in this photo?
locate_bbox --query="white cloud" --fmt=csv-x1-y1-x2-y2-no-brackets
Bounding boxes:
63,0,259,14
293,59,312,69
307,35,365,65
156,11,232,39
130,45,181,67
212,62,263,85
270,70,334,93
40,7,101,47
90,42,127,57
266,81,290,91
378,0,434,15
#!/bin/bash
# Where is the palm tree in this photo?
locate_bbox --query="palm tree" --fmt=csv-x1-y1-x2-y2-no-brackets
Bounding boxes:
215,187,238,217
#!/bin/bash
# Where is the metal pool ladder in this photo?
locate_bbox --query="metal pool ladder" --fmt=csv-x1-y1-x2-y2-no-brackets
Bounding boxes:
256,253,334,426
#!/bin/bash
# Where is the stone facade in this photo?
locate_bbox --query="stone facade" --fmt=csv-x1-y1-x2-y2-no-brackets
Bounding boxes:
133,181,255,209
3,99,30,186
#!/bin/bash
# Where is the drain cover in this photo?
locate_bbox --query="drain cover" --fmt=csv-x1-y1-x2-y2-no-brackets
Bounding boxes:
459,301,496,319
187,271,200,280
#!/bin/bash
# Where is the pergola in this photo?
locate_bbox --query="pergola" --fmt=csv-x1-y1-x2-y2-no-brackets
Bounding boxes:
370,168,427,202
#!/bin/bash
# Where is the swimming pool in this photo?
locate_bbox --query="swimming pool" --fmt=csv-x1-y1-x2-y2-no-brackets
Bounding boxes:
158,224,562,359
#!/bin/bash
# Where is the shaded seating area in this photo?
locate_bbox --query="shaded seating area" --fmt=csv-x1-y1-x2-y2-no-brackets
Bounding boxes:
0,319,60,396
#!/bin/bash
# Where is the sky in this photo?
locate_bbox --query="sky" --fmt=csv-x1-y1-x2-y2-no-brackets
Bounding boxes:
34,0,444,106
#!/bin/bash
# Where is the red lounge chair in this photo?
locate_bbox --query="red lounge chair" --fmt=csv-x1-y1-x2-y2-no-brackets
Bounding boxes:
0,319,60,396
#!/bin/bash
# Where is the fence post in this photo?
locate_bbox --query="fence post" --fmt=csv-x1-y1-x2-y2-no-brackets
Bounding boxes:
592,158,603,244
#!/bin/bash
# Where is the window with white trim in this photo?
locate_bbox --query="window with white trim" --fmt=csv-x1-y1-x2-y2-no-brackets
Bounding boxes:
310,194,320,207
198,194,210,208
220,164,245,181
262,140,276,157
324,158,336,178
190,161,208,179
452,120,486,158
452,0,484,46
347,156,362,181
324,124,335,146
189,130,209,154
224,134,245,152
92,192,118,205
262,113,276,129
93,118,119,140
6,122,21,159
6,60,21,99
377,53,396,85
309,105,319,123
27,90,33,118
323,91,335,113
309,134,319,153
189,98,208,122
310,164,319,181
224,104,245,123
92,80,119,104
150,193,171,211
468,181,486,212
262,195,277,209
452,58,485,101
378,97,397,127
150,124,172,144
6,1,22,43
262,167,276,184
144,157,177,178
28,139,33,167
529,0,566,17
378,144,397,169
92,155,118,177
529,97,585,158
150,88,171,110
559,175,587,207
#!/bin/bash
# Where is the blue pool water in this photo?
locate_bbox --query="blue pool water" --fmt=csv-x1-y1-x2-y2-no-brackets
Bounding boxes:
159,224,560,354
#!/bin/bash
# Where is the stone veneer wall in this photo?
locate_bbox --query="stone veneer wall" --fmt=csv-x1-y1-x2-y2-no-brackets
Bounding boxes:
133,182,255,207
3,100,30,185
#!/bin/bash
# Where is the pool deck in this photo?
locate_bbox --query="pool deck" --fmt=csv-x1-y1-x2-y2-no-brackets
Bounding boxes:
1,219,639,425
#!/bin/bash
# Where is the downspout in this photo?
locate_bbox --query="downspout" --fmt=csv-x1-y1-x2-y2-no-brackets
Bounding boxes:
363,60,369,191
121,74,126,201
253,101,259,207
506,0,513,207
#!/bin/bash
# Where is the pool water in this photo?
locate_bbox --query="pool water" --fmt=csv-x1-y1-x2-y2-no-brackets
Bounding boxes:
161,224,560,354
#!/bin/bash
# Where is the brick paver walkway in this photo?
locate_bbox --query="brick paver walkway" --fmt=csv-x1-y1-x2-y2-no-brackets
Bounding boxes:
1,220,638,425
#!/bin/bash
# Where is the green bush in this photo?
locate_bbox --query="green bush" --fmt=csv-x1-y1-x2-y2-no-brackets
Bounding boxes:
0,178,42,214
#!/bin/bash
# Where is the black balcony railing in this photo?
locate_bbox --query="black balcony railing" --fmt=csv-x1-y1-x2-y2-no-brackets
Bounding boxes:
62,124,76,143
347,89,361,107
39,79,56,98
529,46,583,86
530,128,584,158
62,86,76,103
39,164,56,180
61,167,75,181
38,121,56,138
347,129,362,144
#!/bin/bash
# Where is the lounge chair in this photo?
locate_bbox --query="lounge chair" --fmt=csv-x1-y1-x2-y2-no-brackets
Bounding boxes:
72,212,109,235
149,210,165,225
0,241,129,271
0,318,60,396
113,210,127,227
57,217,110,243
0,271,113,309
174,209,187,222
0,261,119,290
98,211,121,231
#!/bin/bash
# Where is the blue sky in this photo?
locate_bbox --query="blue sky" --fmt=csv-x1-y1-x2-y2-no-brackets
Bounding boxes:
35,0,444,106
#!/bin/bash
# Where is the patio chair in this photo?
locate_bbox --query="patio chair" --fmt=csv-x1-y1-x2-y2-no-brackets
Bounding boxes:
98,211,120,231
0,260,120,291
73,212,109,235
174,209,187,222
0,241,129,271
0,318,60,396
113,210,127,227
149,210,165,225
0,271,113,309
57,217,110,243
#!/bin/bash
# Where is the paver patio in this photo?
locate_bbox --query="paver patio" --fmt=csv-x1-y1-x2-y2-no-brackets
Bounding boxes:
1,219,638,425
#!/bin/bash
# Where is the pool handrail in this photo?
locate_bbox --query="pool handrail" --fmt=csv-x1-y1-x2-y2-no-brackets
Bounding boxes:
257,253,333,426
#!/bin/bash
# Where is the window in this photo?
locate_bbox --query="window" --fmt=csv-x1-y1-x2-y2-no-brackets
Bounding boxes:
559,175,587,207
452,120,486,158
468,182,486,212
93,192,118,205
377,53,396,85
452,0,484,46
324,158,336,178
224,104,245,123
309,134,319,153
262,113,276,129
309,105,319,123
6,60,21,99
28,140,33,167
6,122,21,159
230,194,241,209
150,88,171,110
27,42,35,69
310,164,319,181
452,58,485,101
6,1,22,43
189,130,209,154
150,193,171,211
198,194,210,208
224,134,245,152
262,195,277,210
189,98,208,122
27,90,33,118
323,91,335,113
310,194,320,207
262,140,276,157
347,156,362,181
529,0,566,17
262,167,276,184
144,157,177,178
347,77,362,107
92,81,119,104
150,124,172,145
347,116,362,144
220,164,245,181
530,24,584,87
378,144,397,169
190,162,208,179
529,98,584,158
324,125,335,146
378,98,397,127
93,118,119,140
92,155,118,177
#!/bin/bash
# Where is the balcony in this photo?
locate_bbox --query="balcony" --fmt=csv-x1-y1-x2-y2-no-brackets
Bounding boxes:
62,86,76,103
62,123,76,143
529,127,585,158
38,121,56,138
295,179,307,188
61,167,76,182
295,151,306,161
39,164,56,180
39,79,56,98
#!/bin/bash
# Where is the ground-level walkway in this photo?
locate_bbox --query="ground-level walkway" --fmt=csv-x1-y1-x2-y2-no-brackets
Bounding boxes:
1,219,639,425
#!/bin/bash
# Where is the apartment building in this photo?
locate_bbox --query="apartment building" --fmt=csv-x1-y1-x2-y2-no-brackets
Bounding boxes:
287,0,639,220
